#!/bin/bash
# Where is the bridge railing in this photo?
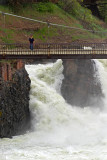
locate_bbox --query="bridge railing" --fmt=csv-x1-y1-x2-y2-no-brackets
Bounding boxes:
0,43,107,55
35,43,107,50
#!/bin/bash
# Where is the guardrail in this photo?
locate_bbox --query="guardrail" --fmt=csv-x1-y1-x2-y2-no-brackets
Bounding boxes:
0,43,107,50
0,43,107,59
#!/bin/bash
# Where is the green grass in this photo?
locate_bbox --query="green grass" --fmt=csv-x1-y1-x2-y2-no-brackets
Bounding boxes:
71,31,104,41
0,28,14,43
0,5,12,13
23,2,107,34
18,2,56,18
30,26,59,42
33,2,54,13
0,2,106,43
89,23,107,32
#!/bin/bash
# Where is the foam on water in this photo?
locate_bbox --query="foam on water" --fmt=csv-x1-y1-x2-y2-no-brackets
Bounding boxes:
1,59,107,160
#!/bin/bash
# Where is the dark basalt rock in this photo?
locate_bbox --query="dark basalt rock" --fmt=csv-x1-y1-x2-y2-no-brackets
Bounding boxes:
0,68,31,138
61,59,103,107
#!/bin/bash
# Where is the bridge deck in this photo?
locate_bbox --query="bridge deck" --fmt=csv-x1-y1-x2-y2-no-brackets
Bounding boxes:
0,49,107,59
0,43,107,59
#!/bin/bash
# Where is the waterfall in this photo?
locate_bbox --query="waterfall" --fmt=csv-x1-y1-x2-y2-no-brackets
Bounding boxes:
1,59,107,160
25,59,107,146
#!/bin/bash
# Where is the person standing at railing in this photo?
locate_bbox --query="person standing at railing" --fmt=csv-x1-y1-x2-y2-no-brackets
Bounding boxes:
29,35,35,51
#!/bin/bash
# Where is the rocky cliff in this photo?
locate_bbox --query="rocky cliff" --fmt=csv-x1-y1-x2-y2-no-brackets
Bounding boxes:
61,59,103,107
0,67,31,138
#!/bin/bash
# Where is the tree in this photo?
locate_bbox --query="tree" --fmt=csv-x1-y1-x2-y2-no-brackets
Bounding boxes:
7,0,29,11
97,0,107,22
7,0,59,11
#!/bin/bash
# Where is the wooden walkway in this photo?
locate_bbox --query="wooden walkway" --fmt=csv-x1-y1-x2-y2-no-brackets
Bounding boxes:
0,43,107,59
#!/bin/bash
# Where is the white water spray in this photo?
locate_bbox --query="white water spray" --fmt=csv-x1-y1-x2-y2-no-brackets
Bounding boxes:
1,59,107,160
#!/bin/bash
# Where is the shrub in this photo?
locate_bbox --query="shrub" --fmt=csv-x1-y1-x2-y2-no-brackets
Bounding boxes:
58,0,83,17
98,0,107,23
35,2,54,13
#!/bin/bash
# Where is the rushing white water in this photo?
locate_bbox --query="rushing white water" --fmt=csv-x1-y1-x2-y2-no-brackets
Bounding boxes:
1,59,107,160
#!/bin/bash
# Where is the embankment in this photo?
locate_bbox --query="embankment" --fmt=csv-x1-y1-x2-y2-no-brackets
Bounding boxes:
0,62,31,138
61,59,103,107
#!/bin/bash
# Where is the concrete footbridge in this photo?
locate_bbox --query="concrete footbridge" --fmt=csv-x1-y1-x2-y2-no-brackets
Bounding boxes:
0,43,107,59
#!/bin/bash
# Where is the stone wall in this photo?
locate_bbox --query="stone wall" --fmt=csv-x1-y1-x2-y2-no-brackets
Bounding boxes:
0,67,31,138
0,60,24,81
61,59,103,107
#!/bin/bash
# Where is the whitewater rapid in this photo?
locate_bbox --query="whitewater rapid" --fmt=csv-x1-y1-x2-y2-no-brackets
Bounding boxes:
1,59,107,160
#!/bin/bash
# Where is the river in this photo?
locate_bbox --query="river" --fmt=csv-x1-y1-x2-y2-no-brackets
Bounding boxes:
1,59,107,160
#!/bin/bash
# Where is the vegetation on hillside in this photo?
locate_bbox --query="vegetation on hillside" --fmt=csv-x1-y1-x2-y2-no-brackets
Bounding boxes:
6,0,107,23
97,0,107,22
0,0,106,43
1,0,106,23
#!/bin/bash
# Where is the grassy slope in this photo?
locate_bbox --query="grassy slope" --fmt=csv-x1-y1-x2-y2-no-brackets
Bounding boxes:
0,2,107,43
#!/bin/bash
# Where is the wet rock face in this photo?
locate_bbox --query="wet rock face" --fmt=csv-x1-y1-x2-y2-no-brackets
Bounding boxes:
0,68,31,138
61,59,103,107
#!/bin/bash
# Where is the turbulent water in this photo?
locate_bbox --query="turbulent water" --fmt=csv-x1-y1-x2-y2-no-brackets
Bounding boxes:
1,59,107,160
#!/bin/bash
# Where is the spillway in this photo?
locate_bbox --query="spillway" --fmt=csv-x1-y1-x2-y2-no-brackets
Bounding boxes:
1,59,107,160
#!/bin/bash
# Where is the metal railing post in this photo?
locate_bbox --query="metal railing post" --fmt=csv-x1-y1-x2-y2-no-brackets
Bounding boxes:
0,42,107,58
